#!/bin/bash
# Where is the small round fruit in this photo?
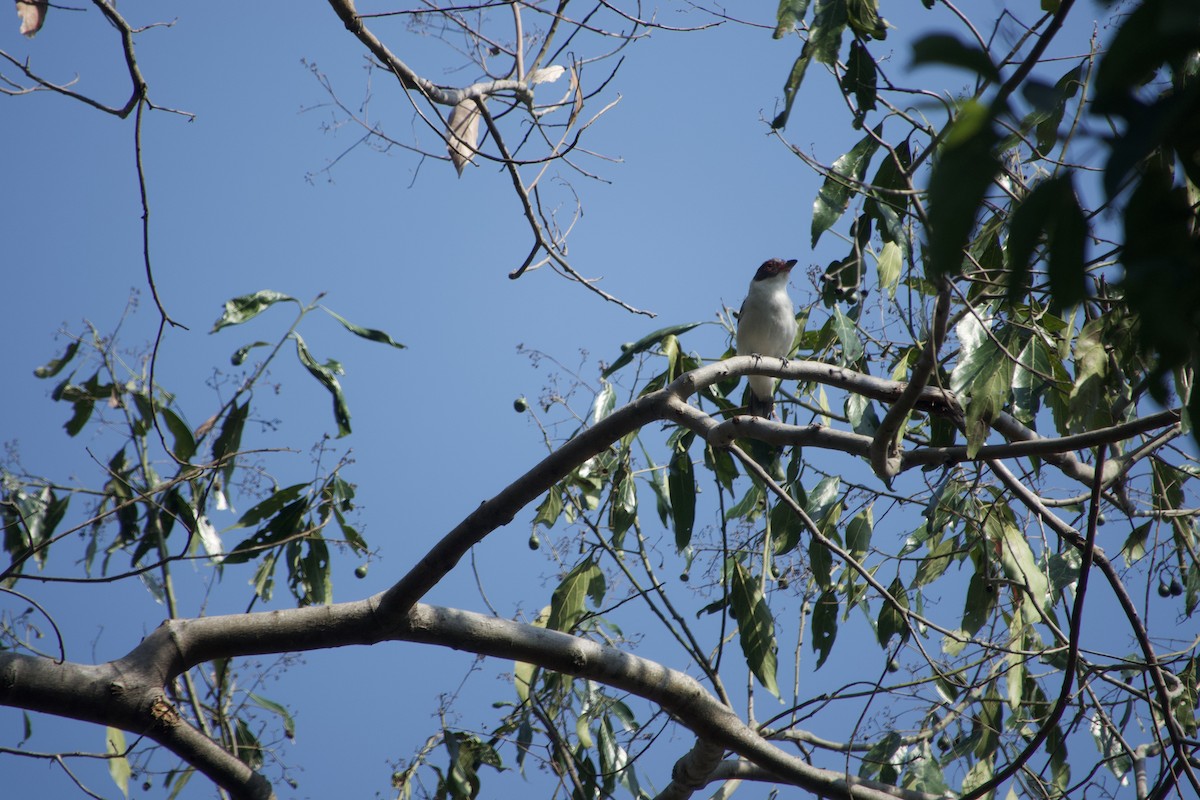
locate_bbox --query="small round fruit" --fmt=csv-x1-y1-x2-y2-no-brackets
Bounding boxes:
1158,581,1171,598
1170,579,1184,597
513,396,529,413
354,564,368,579
528,531,540,550
887,658,900,673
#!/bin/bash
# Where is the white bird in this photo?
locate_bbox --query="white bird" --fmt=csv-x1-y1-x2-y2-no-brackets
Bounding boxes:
737,258,799,417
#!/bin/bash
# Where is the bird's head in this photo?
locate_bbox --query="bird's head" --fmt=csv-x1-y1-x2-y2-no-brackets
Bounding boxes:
752,258,798,282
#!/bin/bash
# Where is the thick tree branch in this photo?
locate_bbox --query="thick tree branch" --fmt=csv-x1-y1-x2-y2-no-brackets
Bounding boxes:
2,600,944,800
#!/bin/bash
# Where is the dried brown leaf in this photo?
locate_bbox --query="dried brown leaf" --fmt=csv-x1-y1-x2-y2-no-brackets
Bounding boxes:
16,0,47,37
528,65,565,86
447,99,482,177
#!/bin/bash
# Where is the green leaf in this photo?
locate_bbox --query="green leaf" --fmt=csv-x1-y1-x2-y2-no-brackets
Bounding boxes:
1120,522,1151,566
811,590,839,669
247,692,296,740
1045,178,1088,309
959,568,996,640
547,559,605,632
858,731,902,781
809,0,848,66
668,435,696,551
773,0,810,39
876,576,909,647
293,332,352,437
812,124,883,247
842,37,879,127
961,756,994,796
846,0,886,40
911,33,999,81
927,101,1000,278
232,483,309,529
1011,334,1057,426
949,315,1010,457
211,290,297,333
212,399,249,490
846,509,873,559
806,475,841,522
224,498,308,565
875,241,901,299
609,463,638,548
231,340,270,366
830,305,864,364
602,322,705,378
212,403,247,463
865,138,911,246
34,340,80,378
321,306,407,350
770,497,803,555
772,43,814,129
106,727,131,798
533,485,564,529
809,528,833,589
159,408,197,461
728,558,780,697
996,519,1052,616
1030,62,1084,154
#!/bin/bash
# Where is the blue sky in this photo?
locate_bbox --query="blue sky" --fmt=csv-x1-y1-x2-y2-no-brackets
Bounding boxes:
0,2,1127,798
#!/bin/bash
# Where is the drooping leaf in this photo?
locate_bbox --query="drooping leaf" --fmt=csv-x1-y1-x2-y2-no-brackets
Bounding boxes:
996,519,1052,616
547,558,605,633
927,101,1001,278
292,332,352,437
231,341,271,366
232,484,309,529
950,315,1011,456
212,399,249,486
846,508,873,559
1120,522,1152,566
812,124,883,247
773,0,810,39
321,306,407,350
105,727,131,798
602,322,705,378
211,290,297,333
811,589,839,669
1028,62,1084,155
34,340,79,379
876,576,910,647
533,485,564,529
875,241,902,299
159,407,197,461
223,498,308,565
846,0,886,40
772,43,814,130
809,0,848,66
247,692,296,740
728,558,780,697
830,305,864,365
809,528,833,589
447,99,482,176
911,33,999,81
668,434,696,550
17,0,47,37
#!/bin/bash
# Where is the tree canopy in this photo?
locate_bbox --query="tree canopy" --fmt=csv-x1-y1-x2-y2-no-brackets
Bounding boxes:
3,1,1200,800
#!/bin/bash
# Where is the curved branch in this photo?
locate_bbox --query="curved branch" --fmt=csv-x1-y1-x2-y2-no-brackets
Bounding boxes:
869,279,951,482
326,0,532,106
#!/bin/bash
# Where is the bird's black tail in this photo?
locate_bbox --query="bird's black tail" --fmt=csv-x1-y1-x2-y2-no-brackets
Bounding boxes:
748,392,774,418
